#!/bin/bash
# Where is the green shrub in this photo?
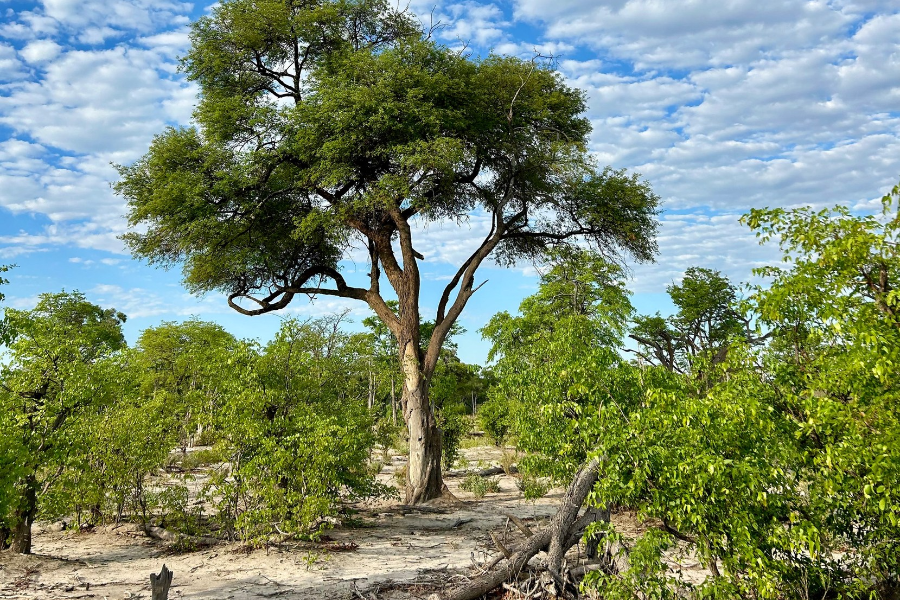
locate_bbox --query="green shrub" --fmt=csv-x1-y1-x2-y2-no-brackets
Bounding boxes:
194,427,218,447
393,464,408,489
373,417,401,461
477,398,510,446
499,450,518,475
203,318,392,544
179,448,224,471
438,411,469,471
459,474,500,498
515,474,549,500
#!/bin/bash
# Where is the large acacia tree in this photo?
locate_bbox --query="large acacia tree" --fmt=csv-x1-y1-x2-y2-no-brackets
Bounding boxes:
116,0,660,503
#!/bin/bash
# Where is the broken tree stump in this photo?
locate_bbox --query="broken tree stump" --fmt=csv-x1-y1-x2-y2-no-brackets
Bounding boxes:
150,564,173,600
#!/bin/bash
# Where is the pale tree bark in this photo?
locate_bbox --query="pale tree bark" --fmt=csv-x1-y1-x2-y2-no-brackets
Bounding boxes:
399,334,443,503
391,373,397,425
403,382,443,503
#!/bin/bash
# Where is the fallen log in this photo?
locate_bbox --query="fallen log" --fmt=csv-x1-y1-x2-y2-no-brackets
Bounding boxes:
144,525,218,548
445,465,519,477
431,458,604,600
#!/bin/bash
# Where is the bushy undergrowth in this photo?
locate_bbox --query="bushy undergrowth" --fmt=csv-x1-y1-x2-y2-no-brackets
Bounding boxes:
482,200,900,597
0,314,392,547
459,474,500,498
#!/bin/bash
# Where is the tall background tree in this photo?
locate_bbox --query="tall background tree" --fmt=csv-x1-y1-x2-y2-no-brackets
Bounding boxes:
628,266,762,376
115,0,660,502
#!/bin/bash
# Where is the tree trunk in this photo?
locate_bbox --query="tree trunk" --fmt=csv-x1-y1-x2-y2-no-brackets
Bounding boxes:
10,474,38,554
391,374,397,425
403,375,443,504
404,380,443,503
150,564,174,600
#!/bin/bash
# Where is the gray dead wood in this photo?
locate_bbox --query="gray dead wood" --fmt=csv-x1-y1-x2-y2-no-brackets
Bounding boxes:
431,458,602,600
446,465,518,478
144,525,217,547
546,459,601,575
150,564,173,600
506,513,533,537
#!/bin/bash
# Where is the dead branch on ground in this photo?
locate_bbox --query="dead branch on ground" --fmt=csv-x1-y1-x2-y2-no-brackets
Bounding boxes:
430,458,621,600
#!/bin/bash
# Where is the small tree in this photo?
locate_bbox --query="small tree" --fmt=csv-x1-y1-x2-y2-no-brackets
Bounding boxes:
629,266,764,377
482,247,636,479
115,0,660,502
208,316,386,542
0,264,12,345
134,319,239,449
0,292,126,553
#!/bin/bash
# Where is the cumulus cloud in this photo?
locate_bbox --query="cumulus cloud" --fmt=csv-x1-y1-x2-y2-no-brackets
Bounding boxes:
0,42,28,80
629,212,777,294
87,283,229,319
19,39,62,64
0,218,127,258
40,0,192,35
0,46,195,155
0,0,898,344
511,0,864,69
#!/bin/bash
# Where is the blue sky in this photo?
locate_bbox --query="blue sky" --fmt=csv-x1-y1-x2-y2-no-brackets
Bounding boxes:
1,0,899,363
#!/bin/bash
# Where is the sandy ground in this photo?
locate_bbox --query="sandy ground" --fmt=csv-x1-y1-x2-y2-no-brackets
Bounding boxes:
0,446,709,600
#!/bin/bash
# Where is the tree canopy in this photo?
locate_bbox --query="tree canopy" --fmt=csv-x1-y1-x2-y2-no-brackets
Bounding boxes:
115,0,660,503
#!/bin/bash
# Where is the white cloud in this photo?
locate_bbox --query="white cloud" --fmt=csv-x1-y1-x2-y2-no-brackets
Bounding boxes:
437,1,509,47
88,283,232,319
0,11,59,40
0,46,194,155
629,212,777,294
0,218,127,258
39,0,192,35
492,40,576,58
512,0,858,69
19,39,62,64
411,213,495,268
0,42,27,80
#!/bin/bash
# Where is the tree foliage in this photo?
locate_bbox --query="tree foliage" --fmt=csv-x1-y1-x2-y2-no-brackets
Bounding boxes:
0,292,126,552
484,184,900,597
0,292,392,550
482,248,636,482
114,0,660,502
629,266,757,376
206,316,388,542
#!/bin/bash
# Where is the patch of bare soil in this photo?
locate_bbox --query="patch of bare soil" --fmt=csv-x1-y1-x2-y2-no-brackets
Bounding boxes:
0,446,709,600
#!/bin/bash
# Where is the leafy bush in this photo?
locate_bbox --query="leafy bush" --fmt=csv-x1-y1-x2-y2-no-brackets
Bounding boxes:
207,318,391,543
178,448,224,471
438,411,469,471
515,474,549,500
393,464,408,489
373,417,401,461
499,450,518,475
477,398,510,446
459,474,500,498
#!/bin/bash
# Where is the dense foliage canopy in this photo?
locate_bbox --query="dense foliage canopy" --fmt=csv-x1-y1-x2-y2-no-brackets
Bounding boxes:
114,0,660,502
484,184,900,598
